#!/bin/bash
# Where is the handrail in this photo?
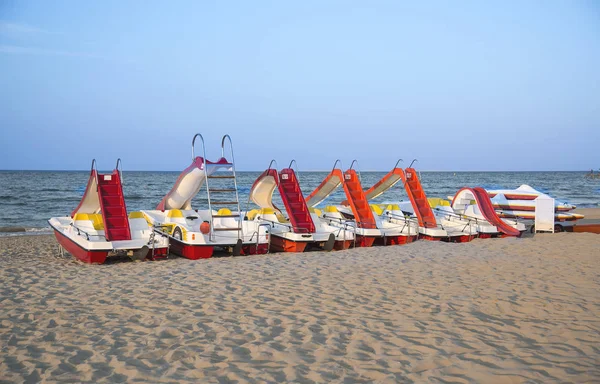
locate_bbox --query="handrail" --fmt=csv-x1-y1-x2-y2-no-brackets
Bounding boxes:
267,159,278,171
385,210,446,230
90,158,99,192
191,133,205,160
349,159,362,183
70,223,105,241
332,159,342,172
408,159,418,168
394,159,403,168
258,223,271,253
288,159,301,184
220,134,243,241
256,217,311,233
221,134,233,159
191,134,214,238
432,207,481,225
115,158,123,184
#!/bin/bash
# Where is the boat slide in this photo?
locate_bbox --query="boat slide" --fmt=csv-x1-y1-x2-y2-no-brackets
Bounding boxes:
48,159,169,264
248,161,338,252
306,160,418,246
451,188,523,237
141,134,269,259
305,161,382,246
362,162,473,241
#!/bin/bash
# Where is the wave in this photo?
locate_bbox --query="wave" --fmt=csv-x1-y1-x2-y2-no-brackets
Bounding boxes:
0,226,53,237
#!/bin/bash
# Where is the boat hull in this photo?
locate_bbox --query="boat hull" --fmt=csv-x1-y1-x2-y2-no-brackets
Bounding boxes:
334,240,352,250
242,243,269,255
169,238,213,260
354,235,376,247
443,234,477,243
53,230,109,264
375,234,418,246
269,235,309,253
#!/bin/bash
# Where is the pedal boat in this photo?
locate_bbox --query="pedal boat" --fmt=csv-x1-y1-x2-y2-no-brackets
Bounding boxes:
335,204,419,245
248,162,343,252
141,134,269,259
48,160,169,264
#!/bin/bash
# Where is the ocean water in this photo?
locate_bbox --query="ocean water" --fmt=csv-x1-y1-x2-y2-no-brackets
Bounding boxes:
0,170,598,233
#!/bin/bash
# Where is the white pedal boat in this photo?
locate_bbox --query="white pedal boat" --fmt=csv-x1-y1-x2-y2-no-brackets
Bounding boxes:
49,159,169,264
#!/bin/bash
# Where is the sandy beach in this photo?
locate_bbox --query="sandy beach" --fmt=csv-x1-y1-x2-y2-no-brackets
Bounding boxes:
1,233,599,383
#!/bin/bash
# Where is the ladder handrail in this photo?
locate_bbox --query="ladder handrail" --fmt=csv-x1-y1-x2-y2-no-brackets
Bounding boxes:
287,159,301,184
267,159,278,171
115,158,123,185
408,159,418,168
191,133,206,161
394,158,403,168
349,159,363,183
332,159,342,172
221,134,243,242
191,134,215,240
90,159,99,192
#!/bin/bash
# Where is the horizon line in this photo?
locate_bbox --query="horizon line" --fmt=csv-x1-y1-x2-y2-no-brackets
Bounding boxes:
0,169,595,173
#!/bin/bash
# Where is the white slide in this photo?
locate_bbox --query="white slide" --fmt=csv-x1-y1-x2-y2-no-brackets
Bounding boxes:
156,157,231,210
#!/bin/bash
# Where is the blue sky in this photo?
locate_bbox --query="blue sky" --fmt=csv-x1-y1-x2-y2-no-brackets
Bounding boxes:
1,1,599,171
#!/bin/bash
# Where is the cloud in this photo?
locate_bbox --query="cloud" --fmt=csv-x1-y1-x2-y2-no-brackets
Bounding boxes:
0,44,107,60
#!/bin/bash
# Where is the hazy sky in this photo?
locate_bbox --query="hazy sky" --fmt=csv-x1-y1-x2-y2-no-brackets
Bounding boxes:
1,1,599,171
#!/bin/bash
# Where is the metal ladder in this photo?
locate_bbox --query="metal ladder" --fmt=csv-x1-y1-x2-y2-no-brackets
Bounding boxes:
192,134,243,243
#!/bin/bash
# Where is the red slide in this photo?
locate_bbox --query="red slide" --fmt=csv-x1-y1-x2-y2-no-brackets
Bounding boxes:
404,168,437,228
72,167,131,241
342,170,377,229
250,168,316,234
455,187,520,237
278,168,315,233
97,170,131,241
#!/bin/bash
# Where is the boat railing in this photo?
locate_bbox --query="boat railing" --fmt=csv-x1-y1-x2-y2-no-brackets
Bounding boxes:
432,207,482,225
258,223,271,253
322,214,359,247
70,223,105,241
385,210,447,231
255,217,312,234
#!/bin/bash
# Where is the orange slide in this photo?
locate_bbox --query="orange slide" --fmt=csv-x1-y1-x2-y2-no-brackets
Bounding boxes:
363,166,437,229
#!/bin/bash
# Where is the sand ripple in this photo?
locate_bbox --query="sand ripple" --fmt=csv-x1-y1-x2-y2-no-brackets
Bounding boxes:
1,233,599,383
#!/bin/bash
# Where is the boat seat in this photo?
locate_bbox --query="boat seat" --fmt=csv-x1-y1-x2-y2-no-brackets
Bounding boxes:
276,213,289,223
370,204,383,216
246,209,260,220
128,211,151,232
166,209,188,224
385,204,401,211
308,207,322,217
428,198,450,208
216,208,232,216
255,208,278,223
73,213,104,230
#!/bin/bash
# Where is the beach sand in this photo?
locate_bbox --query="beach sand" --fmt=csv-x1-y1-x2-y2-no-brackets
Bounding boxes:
575,207,600,220
1,233,599,383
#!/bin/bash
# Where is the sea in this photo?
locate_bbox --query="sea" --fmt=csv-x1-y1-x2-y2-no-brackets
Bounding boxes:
0,170,598,235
